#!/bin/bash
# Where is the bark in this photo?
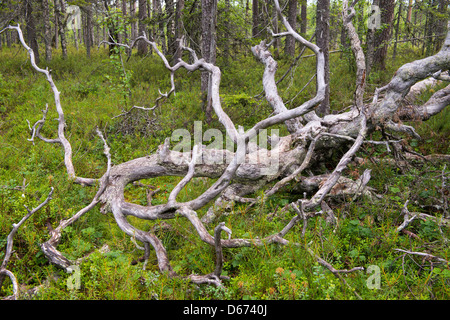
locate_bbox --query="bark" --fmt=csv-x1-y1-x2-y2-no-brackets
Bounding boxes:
166,0,176,56
173,0,185,63
84,3,93,58
285,0,297,57
407,0,413,22
373,0,395,70
41,0,52,62
130,0,137,40
392,1,402,62
435,0,448,51
25,0,40,65
252,0,260,38
252,41,302,133
201,0,217,123
371,23,449,136
223,0,231,62
122,0,128,42
56,0,67,58
315,0,330,116
423,0,436,56
138,0,148,56
154,0,166,54
397,84,450,121
300,0,307,34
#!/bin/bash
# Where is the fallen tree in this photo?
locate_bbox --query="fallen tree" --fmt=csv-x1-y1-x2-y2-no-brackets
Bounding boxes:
1,0,449,295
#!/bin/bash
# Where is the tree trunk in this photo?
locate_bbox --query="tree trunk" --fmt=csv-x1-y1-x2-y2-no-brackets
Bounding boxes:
373,0,395,70
285,0,297,57
252,0,260,38
222,0,231,62
435,0,448,51
201,0,217,123
155,0,166,54
56,0,68,59
54,2,59,50
272,2,280,58
138,0,148,55
407,0,413,22
6,29,11,48
42,0,52,62
84,3,93,58
174,0,185,63
300,0,307,34
130,0,137,40
122,0,128,42
316,0,330,116
166,0,176,56
25,0,40,65
392,1,402,62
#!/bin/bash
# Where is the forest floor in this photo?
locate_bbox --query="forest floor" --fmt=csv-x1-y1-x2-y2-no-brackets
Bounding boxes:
0,42,449,300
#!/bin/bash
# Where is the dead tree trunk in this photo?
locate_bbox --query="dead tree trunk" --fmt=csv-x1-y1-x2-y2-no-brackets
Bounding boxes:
316,0,330,115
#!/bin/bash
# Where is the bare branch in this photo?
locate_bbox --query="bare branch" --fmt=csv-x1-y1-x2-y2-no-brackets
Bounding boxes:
394,249,449,264
213,222,232,277
1,188,54,272
41,130,112,270
2,25,97,186
0,269,18,300
371,22,450,126
167,144,201,206
251,41,302,133
342,0,366,109
397,84,450,121
396,200,418,233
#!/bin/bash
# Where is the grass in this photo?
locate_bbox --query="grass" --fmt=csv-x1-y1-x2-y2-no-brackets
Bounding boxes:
0,42,449,300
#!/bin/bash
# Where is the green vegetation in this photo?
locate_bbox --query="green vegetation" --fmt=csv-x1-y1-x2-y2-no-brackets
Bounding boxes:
0,41,449,300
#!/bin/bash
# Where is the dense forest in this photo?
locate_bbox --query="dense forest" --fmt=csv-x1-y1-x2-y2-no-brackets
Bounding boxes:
0,0,449,301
